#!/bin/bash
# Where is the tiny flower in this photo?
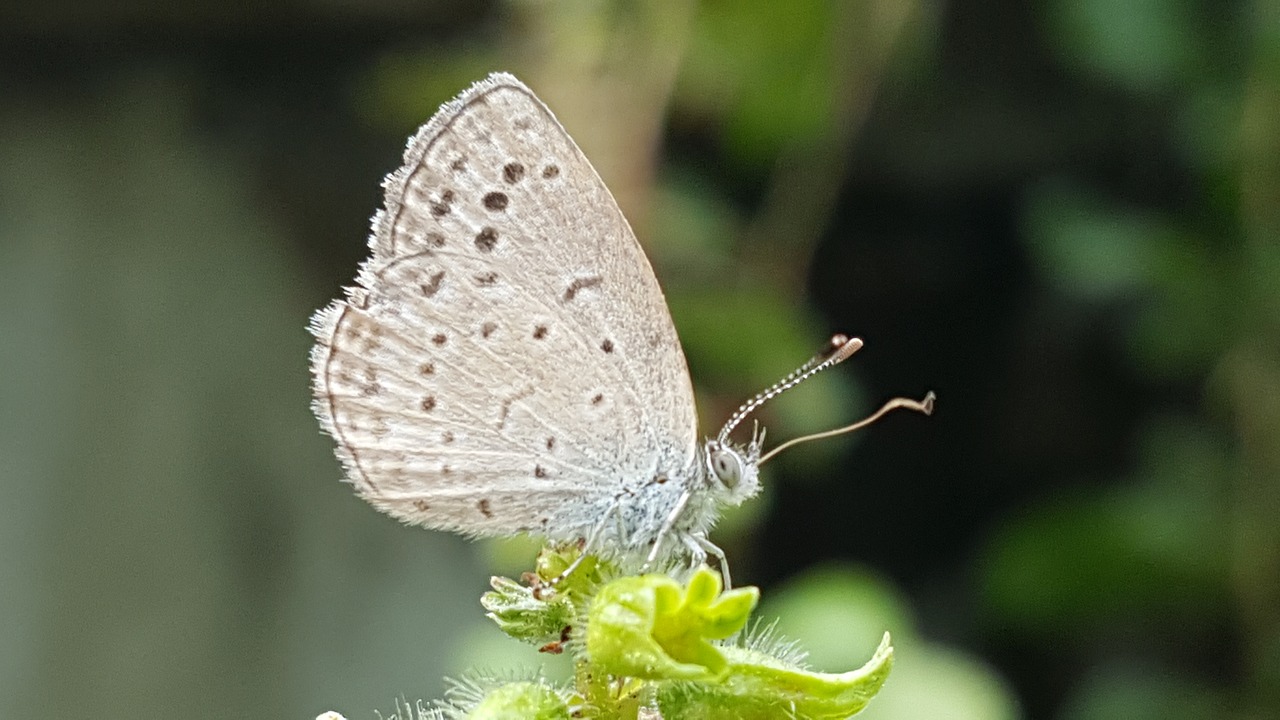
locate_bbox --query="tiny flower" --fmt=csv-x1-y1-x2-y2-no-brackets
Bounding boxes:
587,566,759,681
482,545,615,647
480,574,576,646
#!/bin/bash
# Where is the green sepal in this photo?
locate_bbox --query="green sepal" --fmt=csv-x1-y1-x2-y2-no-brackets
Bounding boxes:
658,632,895,719
587,566,759,682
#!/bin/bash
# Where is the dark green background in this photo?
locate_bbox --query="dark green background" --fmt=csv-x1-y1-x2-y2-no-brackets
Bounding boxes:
2,1,1275,718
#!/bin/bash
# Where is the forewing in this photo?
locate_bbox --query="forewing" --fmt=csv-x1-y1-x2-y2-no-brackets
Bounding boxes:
310,73,699,537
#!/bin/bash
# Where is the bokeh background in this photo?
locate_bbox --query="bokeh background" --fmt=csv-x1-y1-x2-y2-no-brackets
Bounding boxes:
3,1,1277,718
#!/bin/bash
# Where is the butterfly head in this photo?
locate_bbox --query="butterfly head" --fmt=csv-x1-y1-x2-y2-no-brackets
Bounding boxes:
702,424,763,507
698,336,861,509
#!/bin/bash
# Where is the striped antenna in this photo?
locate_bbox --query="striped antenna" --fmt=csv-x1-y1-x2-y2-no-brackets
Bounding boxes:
717,334,865,444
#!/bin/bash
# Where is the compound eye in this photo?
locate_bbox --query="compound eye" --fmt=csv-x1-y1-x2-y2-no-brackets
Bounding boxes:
710,447,742,489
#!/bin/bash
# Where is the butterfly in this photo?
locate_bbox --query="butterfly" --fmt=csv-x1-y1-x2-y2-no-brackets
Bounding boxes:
309,73,932,583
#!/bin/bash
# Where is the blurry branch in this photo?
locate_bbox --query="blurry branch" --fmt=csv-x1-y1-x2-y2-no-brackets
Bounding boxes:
504,0,923,298
743,1,923,296
1226,0,1280,692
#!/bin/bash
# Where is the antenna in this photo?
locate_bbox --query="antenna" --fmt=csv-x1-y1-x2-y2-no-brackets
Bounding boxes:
717,334,865,444
759,391,935,465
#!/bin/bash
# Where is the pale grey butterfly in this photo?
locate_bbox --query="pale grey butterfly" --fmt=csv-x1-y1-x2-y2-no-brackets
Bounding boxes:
309,73,932,583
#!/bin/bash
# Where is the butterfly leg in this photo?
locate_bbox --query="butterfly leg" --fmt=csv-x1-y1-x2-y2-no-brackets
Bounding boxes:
679,532,708,568
644,488,693,570
689,533,731,589
553,495,624,585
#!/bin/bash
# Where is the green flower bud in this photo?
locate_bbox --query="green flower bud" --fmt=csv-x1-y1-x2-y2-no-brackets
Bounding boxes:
533,544,613,599
465,681,572,720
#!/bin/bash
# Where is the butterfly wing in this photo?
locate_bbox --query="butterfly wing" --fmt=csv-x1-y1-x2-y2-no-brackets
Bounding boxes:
310,73,700,539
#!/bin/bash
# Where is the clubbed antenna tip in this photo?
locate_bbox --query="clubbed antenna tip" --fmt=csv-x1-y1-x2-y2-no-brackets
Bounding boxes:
717,334,866,444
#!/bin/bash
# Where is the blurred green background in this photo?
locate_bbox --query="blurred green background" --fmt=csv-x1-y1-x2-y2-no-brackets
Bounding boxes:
2,1,1277,718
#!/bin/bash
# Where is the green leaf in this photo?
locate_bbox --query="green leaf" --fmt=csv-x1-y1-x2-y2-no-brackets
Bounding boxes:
659,632,895,719
1045,0,1203,92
